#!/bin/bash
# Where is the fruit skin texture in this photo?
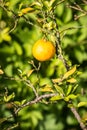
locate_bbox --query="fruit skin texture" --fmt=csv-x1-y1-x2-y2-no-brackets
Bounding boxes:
32,39,55,61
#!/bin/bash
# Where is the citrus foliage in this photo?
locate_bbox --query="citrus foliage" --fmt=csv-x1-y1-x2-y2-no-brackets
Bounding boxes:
0,0,87,130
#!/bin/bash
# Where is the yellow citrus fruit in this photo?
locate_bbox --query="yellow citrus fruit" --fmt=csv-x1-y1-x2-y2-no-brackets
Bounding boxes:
32,39,55,61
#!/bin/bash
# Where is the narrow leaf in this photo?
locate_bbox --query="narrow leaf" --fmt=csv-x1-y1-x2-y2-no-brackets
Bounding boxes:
52,78,62,83
18,7,34,16
21,99,26,105
67,78,77,83
21,7,34,13
77,102,87,107
67,103,74,108
64,94,79,101
4,92,15,102
27,69,35,77
39,85,54,93
66,85,73,95
54,84,64,95
72,85,78,93
63,65,76,79
50,95,63,101
14,101,21,106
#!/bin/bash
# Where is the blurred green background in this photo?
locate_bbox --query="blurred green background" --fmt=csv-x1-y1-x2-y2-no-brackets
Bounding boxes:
0,0,87,130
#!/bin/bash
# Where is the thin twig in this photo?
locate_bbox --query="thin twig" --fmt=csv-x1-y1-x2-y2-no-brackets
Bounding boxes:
0,4,17,17
6,123,19,130
15,93,57,115
67,3,87,20
8,19,19,34
22,15,39,28
24,79,38,98
60,25,87,34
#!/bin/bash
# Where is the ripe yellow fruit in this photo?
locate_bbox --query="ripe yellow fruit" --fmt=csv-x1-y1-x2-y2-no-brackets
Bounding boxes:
32,39,55,61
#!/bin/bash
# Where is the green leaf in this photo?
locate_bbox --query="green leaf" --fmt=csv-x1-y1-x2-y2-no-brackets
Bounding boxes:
18,7,35,16
52,0,62,9
77,102,87,107
54,84,64,95
62,36,74,48
27,69,35,77
14,101,21,106
74,48,87,63
39,85,54,93
13,41,23,55
63,7,72,23
67,103,74,108
63,65,76,79
30,1,42,10
19,2,23,10
56,3,64,16
50,95,63,101
21,99,26,105
5,64,13,76
0,28,11,42
67,78,77,83
4,92,15,102
72,85,78,93
52,78,62,84
64,94,79,102
78,29,87,42
66,85,73,95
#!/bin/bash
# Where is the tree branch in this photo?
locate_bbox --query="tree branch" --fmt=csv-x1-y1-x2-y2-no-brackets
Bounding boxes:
15,93,57,115
71,107,87,130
